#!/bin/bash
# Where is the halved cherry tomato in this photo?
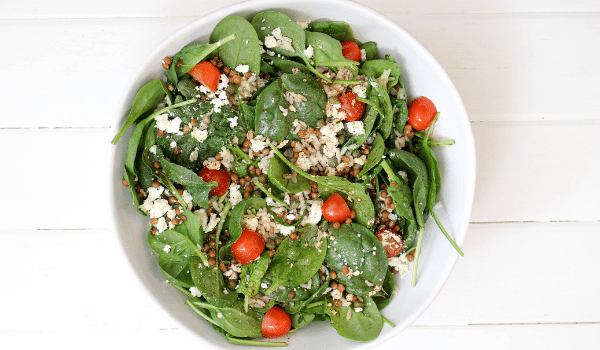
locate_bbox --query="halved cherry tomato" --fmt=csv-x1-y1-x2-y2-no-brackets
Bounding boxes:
407,96,437,130
341,41,361,62
322,193,351,223
375,227,404,258
261,306,291,338
189,61,220,92
198,167,230,198
231,228,265,265
338,92,365,122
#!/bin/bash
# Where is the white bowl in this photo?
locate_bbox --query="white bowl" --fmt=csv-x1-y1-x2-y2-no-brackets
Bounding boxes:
110,0,476,348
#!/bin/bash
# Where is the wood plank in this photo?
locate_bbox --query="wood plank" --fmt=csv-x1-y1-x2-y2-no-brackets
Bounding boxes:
0,223,597,334
0,324,599,350
2,15,599,128
415,222,600,325
2,123,598,230
469,121,600,223
1,0,598,19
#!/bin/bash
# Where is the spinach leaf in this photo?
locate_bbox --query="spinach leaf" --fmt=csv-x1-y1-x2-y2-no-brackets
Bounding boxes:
370,80,393,139
159,256,194,288
305,31,358,75
356,132,384,180
280,73,327,126
254,79,293,142
270,146,375,228
147,208,204,259
359,58,401,90
190,300,263,338
252,11,307,58
326,296,383,342
372,269,395,310
176,78,200,100
381,160,414,224
262,273,320,303
153,147,215,208
237,252,269,311
190,256,237,307
261,55,311,74
360,41,377,61
308,20,354,42
325,223,388,295
393,97,409,132
268,156,310,194
415,140,439,210
262,226,328,294
387,149,428,188
112,79,167,144
210,15,261,75
291,312,316,330
285,274,331,314
167,35,235,85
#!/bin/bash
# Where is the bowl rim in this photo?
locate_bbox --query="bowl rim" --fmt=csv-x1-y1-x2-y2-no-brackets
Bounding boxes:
109,0,476,347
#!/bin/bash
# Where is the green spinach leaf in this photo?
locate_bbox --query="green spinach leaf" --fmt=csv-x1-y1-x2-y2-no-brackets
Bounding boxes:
280,73,327,126
254,79,293,142
190,256,237,307
210,16,261,75
268,156,310,194
359,58,401,90
308,20,354,42
326,296,383,342
305,31,358,75
190,300,263,338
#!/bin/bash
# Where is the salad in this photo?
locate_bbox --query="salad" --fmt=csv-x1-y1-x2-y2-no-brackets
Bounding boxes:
112,10,462,346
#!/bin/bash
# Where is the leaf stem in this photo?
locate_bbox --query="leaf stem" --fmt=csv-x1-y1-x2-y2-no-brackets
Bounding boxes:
225,335,287,347
228,144,256,166
424,112,440,144
253,181,291,210
382,315,395,328
330,79,361,85
428,139,455,146
215,201,232,259
411,227,425,286
185,300,219,327
112,98,198,144
430,209,464,256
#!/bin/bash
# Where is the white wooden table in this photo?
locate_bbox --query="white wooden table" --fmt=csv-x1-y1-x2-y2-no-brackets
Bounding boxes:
2,0,599,348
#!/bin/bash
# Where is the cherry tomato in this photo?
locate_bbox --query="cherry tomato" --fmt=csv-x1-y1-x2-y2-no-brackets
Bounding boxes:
341,41,361,62
407,96,437,130
198,167,230,198
231,228,265,265
375,228,404,258
261,306,291,338
189,61,220,92
322,193,351,223
338,92,365,122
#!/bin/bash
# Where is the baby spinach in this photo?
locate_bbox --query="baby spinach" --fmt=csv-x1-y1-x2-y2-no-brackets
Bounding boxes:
371,80,393,139
262,273,320,303
381,160,414,224
237,252,270,312
291,312,316,330
326,296,383,342
393,97,409,132
191,256,237,307
359,58,401,90
356,132,384,180
167,34,235,85
280,73,327,126
270,146,375,227
176,79,200,100
262,226,328,295
153,147,215,209
227,197,267,240
254,80,293,142
308,20,354,42
360,42,378,61
190,300,263,338
210,16,261,75
112,78,167,144
261,55,311,74
325,223,388,295
159,256,194,288
285,275,331,314
252,11,306,58
372,269,395,310
305,31,358,75
268,156,310,194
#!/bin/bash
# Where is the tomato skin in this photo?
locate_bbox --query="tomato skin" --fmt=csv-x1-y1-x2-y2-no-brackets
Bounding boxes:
407,96,437,130
261,306,291,338
231,229,265,265
198,168,230,198
189,61,220,92
341,41,361,62
322,193,351,223
375,228,404,258
338,93,365,122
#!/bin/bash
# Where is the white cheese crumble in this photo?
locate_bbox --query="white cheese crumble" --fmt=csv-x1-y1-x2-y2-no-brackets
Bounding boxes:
227,116,238,128
191,128,208,142
189,287,202,297
304,45,314,59
301,199,323,226
229,183,243,206
235,64,250,74
346,121,365,135
163,244,171,253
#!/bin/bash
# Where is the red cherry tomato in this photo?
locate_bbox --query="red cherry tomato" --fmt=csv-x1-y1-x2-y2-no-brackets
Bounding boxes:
322,193,351,223
231,229,265,265
407,96,437,130
189,61,220,92
341,41,361,62
198,167,230,198
375,228,404,258
338,92,365,122
261,306,291,338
